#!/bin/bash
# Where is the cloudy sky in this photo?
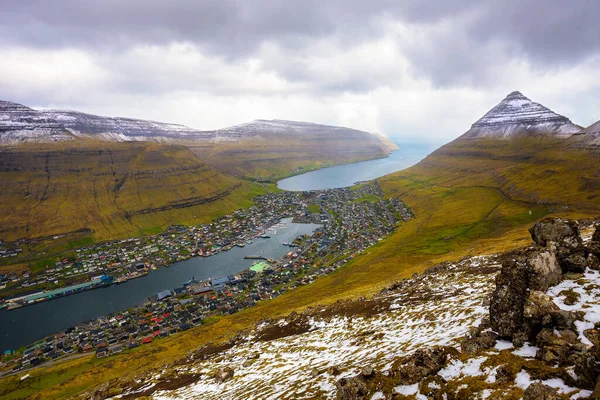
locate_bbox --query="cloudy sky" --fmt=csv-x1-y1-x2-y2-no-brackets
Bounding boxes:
1,1,599,146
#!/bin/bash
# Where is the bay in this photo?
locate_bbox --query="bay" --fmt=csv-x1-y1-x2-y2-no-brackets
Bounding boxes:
277,146,429,191
0,218,320,352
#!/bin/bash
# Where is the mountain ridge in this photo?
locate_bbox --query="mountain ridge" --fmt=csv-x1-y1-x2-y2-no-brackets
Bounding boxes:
0,100,392,148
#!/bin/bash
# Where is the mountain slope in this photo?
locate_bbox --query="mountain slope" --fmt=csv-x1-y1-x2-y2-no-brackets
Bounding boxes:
187,120,397,180
461,91,581,139
581,119,600,146
0,100,396,180
0,141,263,242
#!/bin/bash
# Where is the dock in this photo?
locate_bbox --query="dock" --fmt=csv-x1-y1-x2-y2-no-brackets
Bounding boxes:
244,255,268,260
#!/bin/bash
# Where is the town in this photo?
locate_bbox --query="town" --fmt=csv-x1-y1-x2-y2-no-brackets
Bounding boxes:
0,183,413,375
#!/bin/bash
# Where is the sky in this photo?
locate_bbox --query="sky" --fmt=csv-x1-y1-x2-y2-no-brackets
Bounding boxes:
1,1,599,147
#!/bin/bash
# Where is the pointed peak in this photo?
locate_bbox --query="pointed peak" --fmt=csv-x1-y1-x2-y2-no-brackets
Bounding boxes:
461,91,580,139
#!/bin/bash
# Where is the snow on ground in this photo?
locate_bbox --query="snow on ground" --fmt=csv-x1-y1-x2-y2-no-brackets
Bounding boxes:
546,268,600,346
114,257,499,400
438,357,487,380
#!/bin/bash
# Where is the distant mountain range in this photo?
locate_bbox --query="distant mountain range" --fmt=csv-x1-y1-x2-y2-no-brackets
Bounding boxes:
0,100,395,148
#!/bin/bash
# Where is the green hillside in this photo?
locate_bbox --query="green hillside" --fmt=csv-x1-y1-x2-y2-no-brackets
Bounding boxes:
0,141,266,244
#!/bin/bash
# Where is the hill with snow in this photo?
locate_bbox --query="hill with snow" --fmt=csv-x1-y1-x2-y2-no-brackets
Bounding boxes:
460,91,582,139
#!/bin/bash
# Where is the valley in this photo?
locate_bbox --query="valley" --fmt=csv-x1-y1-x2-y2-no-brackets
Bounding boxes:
1,91,600,399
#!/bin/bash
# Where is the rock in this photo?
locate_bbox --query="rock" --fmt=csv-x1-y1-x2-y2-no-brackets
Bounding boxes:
490,257,529,339
336,370,388,400
522,382,561,400
568,350,600,389
550,310,580,331
214,366,234,383
588,254,600,271
589,227,600,259
461,330,498,354
336,376,370,400
327,365,341,376
561,253,588,273
390,346,456,385
530,217,582,249
529,218,587,273
523,291,560,330
527,250,562,291
536,329,585,366
593,374,600,399
360,366,374,378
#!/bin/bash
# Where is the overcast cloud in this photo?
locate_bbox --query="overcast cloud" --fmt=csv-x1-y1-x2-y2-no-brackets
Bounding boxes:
1,0,599,146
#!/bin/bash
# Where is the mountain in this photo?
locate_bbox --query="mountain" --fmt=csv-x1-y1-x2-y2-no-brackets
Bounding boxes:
0,100,394,149
581,119,600,146
461,91,582,139
45,109,213,142
0,100,396,180
3,91,600,398
0,101,73,143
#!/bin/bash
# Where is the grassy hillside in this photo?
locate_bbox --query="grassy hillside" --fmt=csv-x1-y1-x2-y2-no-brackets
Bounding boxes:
0,141,266,245
186,130,394,181
3,137,600,399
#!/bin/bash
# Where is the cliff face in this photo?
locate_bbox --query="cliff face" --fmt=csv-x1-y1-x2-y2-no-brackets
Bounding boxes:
0,101,72,143
461,91,581,139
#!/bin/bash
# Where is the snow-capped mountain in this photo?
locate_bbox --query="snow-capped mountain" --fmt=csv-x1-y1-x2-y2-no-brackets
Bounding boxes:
460,91,582,139
45,109,214,142
0,100,388,146
0,101,73,144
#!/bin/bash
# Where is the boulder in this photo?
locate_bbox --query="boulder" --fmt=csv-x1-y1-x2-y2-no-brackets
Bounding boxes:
588,254,600,271
530,217,582,248
529,218,586,272
490,257,529,339
522,382,561,400
561,253,588,273
214,366,234,383
336,376,370,400
389,346,456,385
335,369,388,400
535,329,585,366
527,250,562,292
461,330,498,354
523,291,560,327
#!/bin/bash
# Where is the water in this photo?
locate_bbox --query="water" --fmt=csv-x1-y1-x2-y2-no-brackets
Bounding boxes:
0,218,320,352
277,146,430,191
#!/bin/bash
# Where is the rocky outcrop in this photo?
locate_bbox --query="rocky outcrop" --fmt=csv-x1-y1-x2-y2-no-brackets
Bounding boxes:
589,225,600,259
460,91,581,139
530,217,587,273
489,247,562,342
389,346,457,385
335,346,457,399
522,382,561,400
